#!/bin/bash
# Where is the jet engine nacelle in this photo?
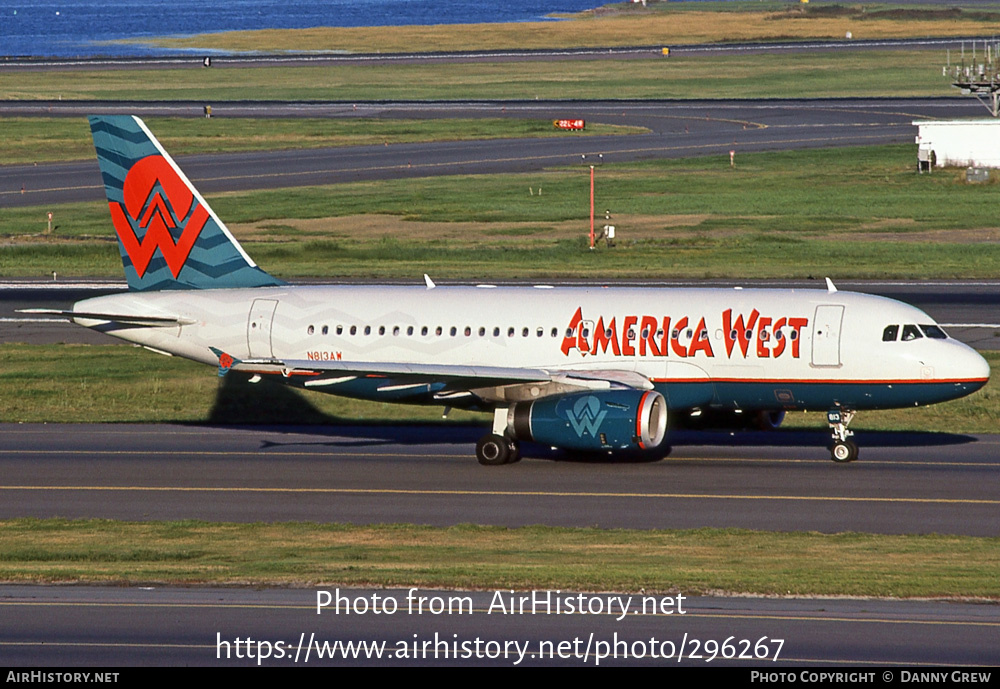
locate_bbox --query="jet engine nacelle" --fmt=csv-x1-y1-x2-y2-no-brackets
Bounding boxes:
510,389,667,452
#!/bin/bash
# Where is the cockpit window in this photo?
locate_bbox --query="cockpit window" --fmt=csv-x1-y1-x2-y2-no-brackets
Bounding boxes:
920,324,948,339
901,324,923,341
882,325,899,342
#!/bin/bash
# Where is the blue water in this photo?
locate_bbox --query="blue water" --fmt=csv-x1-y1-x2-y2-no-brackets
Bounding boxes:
0,1,608,58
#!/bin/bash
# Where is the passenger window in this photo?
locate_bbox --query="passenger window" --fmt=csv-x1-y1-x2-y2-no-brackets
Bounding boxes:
901,324,922,341
493,327,500,337
920,324,947,339
882,325,899,342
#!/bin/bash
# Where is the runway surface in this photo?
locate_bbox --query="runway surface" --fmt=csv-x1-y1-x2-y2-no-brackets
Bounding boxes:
0,35,990,68
1,585,995,666
1,422,997,536
0,98,987,208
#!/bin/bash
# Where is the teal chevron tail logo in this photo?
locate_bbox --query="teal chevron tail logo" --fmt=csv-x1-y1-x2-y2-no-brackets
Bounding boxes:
89,115,284,292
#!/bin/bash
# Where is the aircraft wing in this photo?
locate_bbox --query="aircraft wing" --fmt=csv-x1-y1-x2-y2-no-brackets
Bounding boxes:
210,348,653,395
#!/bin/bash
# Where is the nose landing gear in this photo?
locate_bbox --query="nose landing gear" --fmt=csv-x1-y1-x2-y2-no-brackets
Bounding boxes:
828,408,858,463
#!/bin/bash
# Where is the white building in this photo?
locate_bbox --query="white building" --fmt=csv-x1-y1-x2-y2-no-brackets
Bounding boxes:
913,119,1000,169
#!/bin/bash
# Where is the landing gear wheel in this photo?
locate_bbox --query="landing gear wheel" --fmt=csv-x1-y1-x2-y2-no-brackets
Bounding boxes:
827,408,859,463
830,439,858,463
505,438,521,464
476,433,509,466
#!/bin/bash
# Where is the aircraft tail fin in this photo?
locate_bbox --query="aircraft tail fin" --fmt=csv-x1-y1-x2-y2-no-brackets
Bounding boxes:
89,115,284,291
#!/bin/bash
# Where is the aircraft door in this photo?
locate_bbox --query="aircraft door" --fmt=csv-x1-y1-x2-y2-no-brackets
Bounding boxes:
247,298,278,357
811,305,844,367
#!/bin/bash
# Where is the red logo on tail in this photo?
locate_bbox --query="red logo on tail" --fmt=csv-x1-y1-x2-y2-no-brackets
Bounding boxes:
109,155,208,278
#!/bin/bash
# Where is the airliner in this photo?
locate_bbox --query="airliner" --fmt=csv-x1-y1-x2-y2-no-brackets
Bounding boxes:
30,116,991,465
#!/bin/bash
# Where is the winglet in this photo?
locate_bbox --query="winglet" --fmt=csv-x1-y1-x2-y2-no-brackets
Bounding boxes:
210,347,241,377
424,274,436,290
825,277,838,293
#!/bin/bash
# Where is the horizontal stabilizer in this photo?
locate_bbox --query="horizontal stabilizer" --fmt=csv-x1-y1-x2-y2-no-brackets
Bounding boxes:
18,308,194,327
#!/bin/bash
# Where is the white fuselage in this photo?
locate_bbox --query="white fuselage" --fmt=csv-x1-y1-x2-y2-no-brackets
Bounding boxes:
73,284,990,412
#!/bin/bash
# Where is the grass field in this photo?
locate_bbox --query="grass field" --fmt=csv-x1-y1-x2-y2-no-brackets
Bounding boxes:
8,144,1000,280
0,50,958,101
1,520,996,597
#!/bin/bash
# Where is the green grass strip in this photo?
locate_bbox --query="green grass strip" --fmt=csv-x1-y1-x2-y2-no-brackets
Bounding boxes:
0,50,959,101
0,519,996,598
10,144,1000,280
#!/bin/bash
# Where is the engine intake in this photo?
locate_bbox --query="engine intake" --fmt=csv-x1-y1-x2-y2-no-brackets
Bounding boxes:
511,389,667,452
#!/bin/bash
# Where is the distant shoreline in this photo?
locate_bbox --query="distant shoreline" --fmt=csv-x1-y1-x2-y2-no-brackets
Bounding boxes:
2,1,610,59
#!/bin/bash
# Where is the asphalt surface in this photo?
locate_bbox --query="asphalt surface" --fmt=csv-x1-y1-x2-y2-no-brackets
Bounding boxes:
0,34,992,68
0,97,989,208
1,586,995,666
1,422,997,666
1,423,997,536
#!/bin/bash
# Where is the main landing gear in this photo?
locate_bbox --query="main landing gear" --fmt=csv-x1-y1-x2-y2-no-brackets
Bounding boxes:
827,408,858,463
476,433,521,466
476,408,522,466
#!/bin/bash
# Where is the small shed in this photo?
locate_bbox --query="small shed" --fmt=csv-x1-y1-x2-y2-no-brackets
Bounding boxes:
913,119,1000,169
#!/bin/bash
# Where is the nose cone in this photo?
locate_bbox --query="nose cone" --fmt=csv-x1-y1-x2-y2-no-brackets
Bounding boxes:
948,343,990,394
